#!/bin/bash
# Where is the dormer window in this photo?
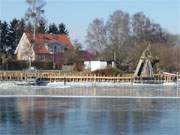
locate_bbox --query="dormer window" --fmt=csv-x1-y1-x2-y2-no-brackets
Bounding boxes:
47,42,65,54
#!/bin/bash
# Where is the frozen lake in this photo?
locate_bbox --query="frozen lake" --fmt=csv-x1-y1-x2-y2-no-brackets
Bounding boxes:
0,81,179,98
0,82,179,135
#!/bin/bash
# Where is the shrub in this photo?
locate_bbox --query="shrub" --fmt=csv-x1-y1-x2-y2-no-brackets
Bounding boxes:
92,67,122,76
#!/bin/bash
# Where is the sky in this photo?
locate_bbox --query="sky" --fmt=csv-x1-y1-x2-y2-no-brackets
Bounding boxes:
0,0,180,48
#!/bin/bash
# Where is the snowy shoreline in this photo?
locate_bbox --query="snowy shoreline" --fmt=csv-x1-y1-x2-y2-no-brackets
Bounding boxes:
0,95,179,99
0,81,178,90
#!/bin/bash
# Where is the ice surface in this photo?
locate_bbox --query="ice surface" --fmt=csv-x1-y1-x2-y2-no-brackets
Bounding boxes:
0,81,178,89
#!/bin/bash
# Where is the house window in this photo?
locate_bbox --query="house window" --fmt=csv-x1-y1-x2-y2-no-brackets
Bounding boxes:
47,42,65,53
38,55,45,61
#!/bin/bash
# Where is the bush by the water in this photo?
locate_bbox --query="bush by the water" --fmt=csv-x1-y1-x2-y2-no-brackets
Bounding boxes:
92,68,122,76
1,60,54,70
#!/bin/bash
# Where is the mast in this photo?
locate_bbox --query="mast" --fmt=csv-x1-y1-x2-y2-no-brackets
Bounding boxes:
133,44,154,78
32,0,36,41
29,0,36,68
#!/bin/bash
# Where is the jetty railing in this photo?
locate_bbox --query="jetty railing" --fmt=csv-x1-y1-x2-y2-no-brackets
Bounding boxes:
0,70,133,83
0,70,178,83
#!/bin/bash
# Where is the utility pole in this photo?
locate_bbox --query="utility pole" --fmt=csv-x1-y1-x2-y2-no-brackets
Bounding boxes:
53,46,56,70
29,0,36,68
113,49,116,68
32,0,36,41
177,72,179,84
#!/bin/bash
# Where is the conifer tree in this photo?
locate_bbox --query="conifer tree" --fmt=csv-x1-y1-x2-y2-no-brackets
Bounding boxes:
7,18,19,53
48,23,58,34
0,21,9,53
17,19,25,41
58,23,68,35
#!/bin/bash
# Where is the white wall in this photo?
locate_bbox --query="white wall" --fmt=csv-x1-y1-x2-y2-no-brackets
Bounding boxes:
15,33,35,61
84,61,108,71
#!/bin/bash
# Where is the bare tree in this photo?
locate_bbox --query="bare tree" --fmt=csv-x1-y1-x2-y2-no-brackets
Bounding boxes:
86,18,107,55
73,39,82,50
25,0,46,38
106,10,130,48
106,10,130,61
86,11,130,61
132,12,168,43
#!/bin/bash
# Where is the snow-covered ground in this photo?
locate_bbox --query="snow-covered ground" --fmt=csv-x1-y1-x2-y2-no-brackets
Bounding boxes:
0,80,178,90
0,81,179,98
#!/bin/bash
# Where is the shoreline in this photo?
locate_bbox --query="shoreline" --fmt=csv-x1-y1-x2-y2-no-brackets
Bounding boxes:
0,80,178,89
0,95,179,99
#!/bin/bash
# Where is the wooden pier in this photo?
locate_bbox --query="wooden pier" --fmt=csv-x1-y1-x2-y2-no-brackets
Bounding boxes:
0,70,133,83
0,70,178,84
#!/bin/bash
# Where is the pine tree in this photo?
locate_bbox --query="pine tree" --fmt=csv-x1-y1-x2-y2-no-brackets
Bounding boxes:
48,23,58,34
58,23,68,35
0,21,9,53
17,19,25,42
7,18,19,54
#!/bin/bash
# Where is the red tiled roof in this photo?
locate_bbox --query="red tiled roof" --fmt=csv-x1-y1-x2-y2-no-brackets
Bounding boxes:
25,33,73,54
79,50,95,61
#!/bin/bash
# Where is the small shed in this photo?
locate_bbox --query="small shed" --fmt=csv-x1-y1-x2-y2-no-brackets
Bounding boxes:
84,60,115,71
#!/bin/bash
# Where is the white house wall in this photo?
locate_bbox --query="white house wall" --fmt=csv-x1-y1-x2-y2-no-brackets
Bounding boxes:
15,33,35,61
84,61,108,71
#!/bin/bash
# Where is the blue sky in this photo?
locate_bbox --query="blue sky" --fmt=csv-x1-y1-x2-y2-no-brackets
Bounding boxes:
0,0,180,47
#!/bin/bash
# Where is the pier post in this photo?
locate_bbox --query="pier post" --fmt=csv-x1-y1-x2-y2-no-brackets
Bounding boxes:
94,74,96,86
64,74,66,86
177,72,179,84
176,72,179,97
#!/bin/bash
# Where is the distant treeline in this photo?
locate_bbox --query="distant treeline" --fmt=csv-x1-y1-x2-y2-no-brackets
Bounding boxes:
86,10,180,72
0,18,68,54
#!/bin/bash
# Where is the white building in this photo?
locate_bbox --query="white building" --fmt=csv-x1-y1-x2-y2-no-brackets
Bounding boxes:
84,61,115,71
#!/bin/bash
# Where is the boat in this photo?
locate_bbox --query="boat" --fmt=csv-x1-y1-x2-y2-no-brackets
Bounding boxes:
25,67,39,85
133,45,178,84
16,67,47,86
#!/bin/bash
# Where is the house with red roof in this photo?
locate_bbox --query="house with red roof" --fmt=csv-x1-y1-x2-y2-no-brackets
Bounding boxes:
15,32,73,67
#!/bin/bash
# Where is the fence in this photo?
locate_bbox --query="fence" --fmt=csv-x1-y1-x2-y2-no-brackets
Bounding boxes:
0,70,178,83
